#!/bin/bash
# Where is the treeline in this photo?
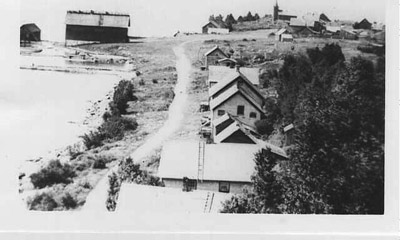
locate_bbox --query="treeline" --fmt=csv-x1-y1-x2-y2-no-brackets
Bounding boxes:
221,44,385,214
209,11,264,28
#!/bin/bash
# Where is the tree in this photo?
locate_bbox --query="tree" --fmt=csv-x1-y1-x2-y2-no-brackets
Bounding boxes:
237,16,244,23
225,14,237,27
254,13,260,21
245,11,254,21
110,80,137,115
209,15,215,22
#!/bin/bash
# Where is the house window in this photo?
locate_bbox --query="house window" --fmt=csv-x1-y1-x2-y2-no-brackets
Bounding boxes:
217,110,225,116
219,182,230,193
249,112,257,118
237,105,245,115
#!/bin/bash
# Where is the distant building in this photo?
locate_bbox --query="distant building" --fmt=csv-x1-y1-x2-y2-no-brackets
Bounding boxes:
65,10,130,44
340,28,357,40
271,28,289,41
20,23,41,42
202,21,229,34
204,46,228,68
280,33,293,42
354,18,372,30
319,13,331,23
217,58,237,67
273,0,297,22
209,68,265,128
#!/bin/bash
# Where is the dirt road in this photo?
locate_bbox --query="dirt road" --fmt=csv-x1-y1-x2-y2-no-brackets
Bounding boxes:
82,41,193,212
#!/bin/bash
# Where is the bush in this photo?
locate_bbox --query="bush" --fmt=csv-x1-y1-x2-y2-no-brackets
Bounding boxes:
152,79,158,84
80,131,105,150
99,116,138,140
61,193,78,210
138,78,145,86
106,172,121,211
110,80,137,115
28,192,58,211
92,158,107,169
30,160,76,189
255,119,274,136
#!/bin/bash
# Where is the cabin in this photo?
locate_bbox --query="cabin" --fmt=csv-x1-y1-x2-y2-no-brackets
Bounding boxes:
280,34,293,42
202,21,229,34
272,28,288,41
204,46,228,68
208,66,260,88
209,70,265,128
65,10,130,44
354,18,372,30
20,23,41,42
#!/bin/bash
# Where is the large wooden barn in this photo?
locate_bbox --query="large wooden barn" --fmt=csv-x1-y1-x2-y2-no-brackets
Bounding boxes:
65,10,130,44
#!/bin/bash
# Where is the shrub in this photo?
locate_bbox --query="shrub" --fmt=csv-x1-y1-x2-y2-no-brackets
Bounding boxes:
80,131,105,150
92,158,107,169
255,119,274,136
102,111,112,122
152,79,158,84
28,192,58,211
138,78,145,86
61,193,78,210
106,172,121,211
30,160,76,189
110,80,137,115
99,116,138,140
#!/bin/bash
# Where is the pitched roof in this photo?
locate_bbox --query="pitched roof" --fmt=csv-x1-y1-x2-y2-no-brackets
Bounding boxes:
209,69,261,97
20,23,41,33
290,18,306,27
203,20,226,29
326,26,341,33
209,83,264,114
66,11,130,28
275,28,287,36
208,66,260,86
116,183,230,213
158,140,262,182
204,45,228,57
214,113,259,144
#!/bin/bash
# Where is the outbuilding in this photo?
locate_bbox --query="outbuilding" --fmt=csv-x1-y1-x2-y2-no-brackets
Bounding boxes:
204,45,228,68
20,23,41,42
202,21,229,34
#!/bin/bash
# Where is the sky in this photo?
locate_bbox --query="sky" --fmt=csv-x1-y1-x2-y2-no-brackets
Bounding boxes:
20,0,387,41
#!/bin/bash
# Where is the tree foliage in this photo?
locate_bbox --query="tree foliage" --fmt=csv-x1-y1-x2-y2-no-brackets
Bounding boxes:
30,160,76,189
221,43,384,214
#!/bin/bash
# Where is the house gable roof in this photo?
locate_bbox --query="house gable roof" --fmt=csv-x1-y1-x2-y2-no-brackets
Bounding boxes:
204,45,228,57
21,23,41,33
209,70,262,99
214,113,259,144
208,66,260,86
203,20,226,29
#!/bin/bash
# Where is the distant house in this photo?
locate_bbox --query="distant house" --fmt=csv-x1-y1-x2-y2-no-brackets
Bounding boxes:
319,13,331,23
20,23,41,42
354,18,372,30
65,10,130,44
280,34,293,42
158,140,287,194
209,69,265,128
202,21,229,34
213,113,259,144
373,31,385,44
288,18,318,37
372,23,385,32
340,28,357,40
208,66,260,88
358,31,371,43
272,28,288,41
273,1,297,22
204,46,228,68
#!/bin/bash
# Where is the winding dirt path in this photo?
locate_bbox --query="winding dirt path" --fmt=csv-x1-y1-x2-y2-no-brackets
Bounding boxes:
82,41,193,212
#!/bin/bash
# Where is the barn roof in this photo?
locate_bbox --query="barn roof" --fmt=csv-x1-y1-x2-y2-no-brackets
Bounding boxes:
158,140,262,182
214,113,259,144
209,66,260,86
66,10,131,28
20,23,41,33
204,45,227,57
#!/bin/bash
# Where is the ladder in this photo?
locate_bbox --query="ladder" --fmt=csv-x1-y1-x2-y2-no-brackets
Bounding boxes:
197,141,205,183
203,192,215,213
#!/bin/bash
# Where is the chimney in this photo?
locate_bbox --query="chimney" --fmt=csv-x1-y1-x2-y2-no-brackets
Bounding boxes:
235,65,240,73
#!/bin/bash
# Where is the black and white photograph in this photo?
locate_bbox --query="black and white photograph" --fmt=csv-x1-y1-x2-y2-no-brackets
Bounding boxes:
0,0,398,238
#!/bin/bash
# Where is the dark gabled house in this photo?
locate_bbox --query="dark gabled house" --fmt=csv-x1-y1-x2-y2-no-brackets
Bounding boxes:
20,23,41,42
354,18,372,30
202,20,228,34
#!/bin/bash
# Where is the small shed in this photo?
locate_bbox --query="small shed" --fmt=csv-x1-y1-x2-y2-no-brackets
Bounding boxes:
340,29,357,40
204,45,228,68
280,34,293,42
274,28,288,41
20,23,41,42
